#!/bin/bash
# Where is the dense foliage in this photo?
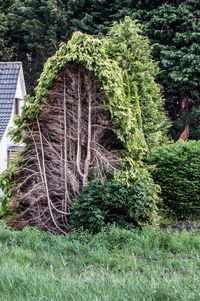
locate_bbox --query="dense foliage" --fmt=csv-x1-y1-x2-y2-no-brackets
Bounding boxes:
106,17,170,150
0,167,15,219
147,140,200,217
0,20,168,232
71,173,160,233
133,0,200,140
0,0,199,139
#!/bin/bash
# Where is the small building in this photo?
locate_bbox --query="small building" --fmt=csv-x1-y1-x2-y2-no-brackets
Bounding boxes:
0,62,26,174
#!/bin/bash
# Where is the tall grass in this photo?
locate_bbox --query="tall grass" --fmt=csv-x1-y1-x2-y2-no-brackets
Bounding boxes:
0,222,200,300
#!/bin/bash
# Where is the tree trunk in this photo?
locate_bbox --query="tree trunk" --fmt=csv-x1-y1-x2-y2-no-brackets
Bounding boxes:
179,96,189,141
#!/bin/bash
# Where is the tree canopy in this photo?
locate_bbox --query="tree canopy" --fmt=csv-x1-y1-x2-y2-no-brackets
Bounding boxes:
1,0,199,139
133,0,200,140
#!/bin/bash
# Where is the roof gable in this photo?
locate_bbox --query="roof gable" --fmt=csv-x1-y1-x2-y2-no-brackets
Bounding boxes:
0,62,21,142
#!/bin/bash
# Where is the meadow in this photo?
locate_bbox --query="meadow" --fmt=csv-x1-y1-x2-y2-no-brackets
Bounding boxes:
0,221,200,301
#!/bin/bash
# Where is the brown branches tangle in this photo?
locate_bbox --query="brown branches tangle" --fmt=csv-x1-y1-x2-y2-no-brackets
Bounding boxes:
9,63,122,234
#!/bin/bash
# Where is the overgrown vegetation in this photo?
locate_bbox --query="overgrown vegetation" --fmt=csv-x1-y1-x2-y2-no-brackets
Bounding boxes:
106,17,170,150
71,172,160,233
0,19,169,234
0,222,200,300
0,3,199,299
147,140,200,218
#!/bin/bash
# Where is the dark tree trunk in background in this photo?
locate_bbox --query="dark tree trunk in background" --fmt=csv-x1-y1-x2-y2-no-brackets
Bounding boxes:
179,96,189,141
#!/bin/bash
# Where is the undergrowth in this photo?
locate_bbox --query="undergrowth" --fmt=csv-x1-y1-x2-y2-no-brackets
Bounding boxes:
0,221,200,300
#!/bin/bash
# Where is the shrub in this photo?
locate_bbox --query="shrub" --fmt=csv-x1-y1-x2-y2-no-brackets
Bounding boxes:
146,140,200,217
70,173,160,233
0,167,15,219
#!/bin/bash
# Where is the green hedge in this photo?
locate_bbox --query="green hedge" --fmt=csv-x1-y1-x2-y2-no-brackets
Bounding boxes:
146,140,200,217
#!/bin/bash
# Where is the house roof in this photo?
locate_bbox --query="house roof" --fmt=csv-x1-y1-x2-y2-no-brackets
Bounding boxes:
0,62,21,142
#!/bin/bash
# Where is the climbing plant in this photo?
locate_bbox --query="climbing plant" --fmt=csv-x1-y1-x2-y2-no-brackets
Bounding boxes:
0,20,169,234
106,17,170,150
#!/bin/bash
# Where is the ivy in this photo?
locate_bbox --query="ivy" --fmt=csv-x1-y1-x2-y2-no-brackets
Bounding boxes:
0,20,168,223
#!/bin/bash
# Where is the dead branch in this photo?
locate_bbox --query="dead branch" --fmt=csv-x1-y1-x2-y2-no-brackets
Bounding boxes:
9,62,123,234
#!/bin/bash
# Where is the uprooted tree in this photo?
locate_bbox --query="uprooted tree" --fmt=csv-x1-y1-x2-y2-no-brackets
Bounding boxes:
0,19,170,234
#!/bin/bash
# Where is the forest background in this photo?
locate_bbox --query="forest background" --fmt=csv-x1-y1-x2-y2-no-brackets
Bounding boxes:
0,0,200,141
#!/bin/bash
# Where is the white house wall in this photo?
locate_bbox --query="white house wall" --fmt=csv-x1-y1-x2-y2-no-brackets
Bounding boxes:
16,66,26,99
0,65,26,174
0,107,15,173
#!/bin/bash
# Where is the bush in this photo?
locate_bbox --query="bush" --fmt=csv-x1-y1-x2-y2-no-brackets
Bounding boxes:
146,140,200,217
0,167,15,219
70,173,160,233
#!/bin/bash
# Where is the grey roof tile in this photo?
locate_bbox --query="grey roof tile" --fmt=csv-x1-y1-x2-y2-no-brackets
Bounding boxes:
0,62,21,142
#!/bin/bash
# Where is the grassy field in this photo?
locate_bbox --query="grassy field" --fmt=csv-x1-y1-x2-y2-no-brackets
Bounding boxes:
0,221,200,301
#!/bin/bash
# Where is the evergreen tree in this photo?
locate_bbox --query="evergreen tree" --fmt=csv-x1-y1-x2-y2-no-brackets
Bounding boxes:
133,0,200,139
5,0,59,92
0,0,14,60
2,0,199,139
